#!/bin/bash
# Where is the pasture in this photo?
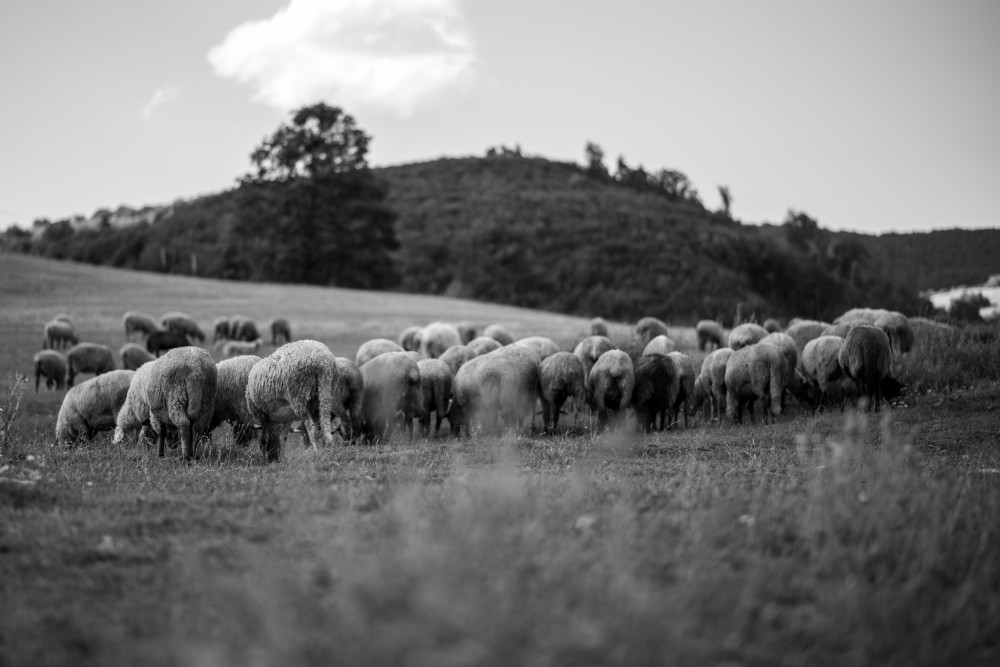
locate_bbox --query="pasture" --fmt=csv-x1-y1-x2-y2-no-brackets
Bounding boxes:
1,253,999,666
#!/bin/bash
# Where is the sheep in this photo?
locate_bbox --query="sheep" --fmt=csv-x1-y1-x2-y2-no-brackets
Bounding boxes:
209,354,261,446
724,343,787,425
763,318,782,333
245,340,339,461
43,319,79,350
573,335,616,386
124,310,160,340
222,338,264,358
450,345,541,436
228,315,260,343
696,320,725,352
468,336,502,356
699,348,735,423
691,373,712,420
798,335,847,409
113,347,217,460
212,316,232,343
34,350,67,392
642,335,677,358
666,351,696,429
56,370,135,444
359,351,422,440
398,325,422,352
416,322,463,359
356,338,405,367
455,322,478,344
54,313,75,326
728,323,769,351
482,324,515,346
67,342,116,386
403,350,423,363
333,357,365,440
760,331,799,408
838,325,903,411
270,318,292,346
416,358,453,437
513,336,560,361
821,321,856,339
147,330,190,357
873,310,914,357
538,351,586,433
785,319,831,354
161,311,206,344
631,353,679,433
590,317,609,337
119,342,155,371
439,344,477,377
589,349,635,430
635,317,669,346
834,308,879,324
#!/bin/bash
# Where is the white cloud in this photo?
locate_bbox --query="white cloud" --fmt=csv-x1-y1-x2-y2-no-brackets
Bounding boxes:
208,0,476,116
141,86,181,119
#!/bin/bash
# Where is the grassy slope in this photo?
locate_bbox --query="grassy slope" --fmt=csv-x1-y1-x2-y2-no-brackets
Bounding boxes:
1,255,999,666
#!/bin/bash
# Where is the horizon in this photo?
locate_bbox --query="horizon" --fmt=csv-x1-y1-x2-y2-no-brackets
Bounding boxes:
2,0,998,235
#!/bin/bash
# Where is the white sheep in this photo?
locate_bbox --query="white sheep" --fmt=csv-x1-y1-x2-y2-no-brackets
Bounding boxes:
56,369,135,444
468,336,502,356
161,311,206,343
482,323,515,346
451,345,541,436
416,321,463,359
439,344,477,377
642,335,677,358
635,316,669,346
760,331,799,408
873,310,914,357
356,338,405,367
785,319,831,354
838,325,902,410
666,351,696,429
360,351,423,440
222,338,264,358
798,335,847,409
43,319,79,349
67,342,116,386
416,358,453,437
246,340,339,461
573,335,615,388
724,343,786,425
209,354,261,446
114,347,217,460
631,353,678,433
513,336,560,361
33,350,67,392
728,322,769,350
119,342,156,371
124,310,160,340
698,348,734,423
696,320,725,352
270,318,292,345
589,349,635,430
538,351,586,433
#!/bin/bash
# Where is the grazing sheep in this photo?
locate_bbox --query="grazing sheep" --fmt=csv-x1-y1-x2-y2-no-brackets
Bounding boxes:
416,322,463,359
416,358,453,437
209,355,261,446
666,351,696,428
468,336,502,356
360,351,422,440
691,373,712,420
786,319,831,354
147,330,190,357
333,357,365,440
573,335,616,388
590,317,610,337
403,350,423,363
228,315,260,343
455,322,478,345
873,310,914,357
834,308,879,324
161,311,206,344
699,348,735,423
439,344,477,377
589,350,635,430
34,350,67,392
696,320,725,352
398,325,422,352
43,319,79,350
270,318,292,345
54,313,75,326
538,351,586,433
799,335,846,409
482,324,515,346
821,321,856,339
838,325,902,410
451,345,541,436
760,331,799,407
119,343,156,371
56,370,135,444
356,338,405,367
725,343,787,425
212,316,232,343
763,318,782,333
113,347,217,460
124,310,160,340
728,323,769,350
222,338,264,358
514,336,560,361
635,317,669,346
642,335,677,358
631,354,679,433
246,340,339,461
67,342,116,386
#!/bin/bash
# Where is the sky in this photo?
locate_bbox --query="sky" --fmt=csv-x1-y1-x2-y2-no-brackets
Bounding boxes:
1,0,998,235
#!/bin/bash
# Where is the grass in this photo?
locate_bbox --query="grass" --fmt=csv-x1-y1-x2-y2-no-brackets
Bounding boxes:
2,254,1000,666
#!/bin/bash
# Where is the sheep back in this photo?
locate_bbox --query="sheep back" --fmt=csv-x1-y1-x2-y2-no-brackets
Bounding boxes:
589,350,635,427
270,318,292,345
417,322,462,359
145,347,218,459
34,350,67,392
356,338,405,367
786,320,831,353
482,324,515,346
119,342,156,371
635,317,669,345
360,351,422,437
631,353,678,432
468,336,502,356
439,344,477,377
724,343,786,424
124,310,160,339
67,342,116,386
642,335,677,357
838,325,896,409
57,369,136,444
211,355,261,440
161,311,206,343
513,336,560,362
452,345,540,435
728,323,769,351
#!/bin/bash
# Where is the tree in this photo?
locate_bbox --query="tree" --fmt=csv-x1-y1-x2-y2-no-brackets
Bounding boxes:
584,141,609,179
717,185,732,217
245,103,370,182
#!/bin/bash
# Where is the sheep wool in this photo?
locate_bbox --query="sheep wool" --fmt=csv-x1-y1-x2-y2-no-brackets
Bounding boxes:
34,350,68,392
799,335,846,408
43,319,79,350
119,342,156,371
124,310,160,340
631,353,679,433
724,343,786,425
398,325,422,352
67,342,116,386
439,344,477,377
838,324,900,410
451,345,541,436
696,320,725,352
416,358,453,437
728,323,769,351
356,338,405,367
538,351,586,433
642,335,677,358
589,317,610,337
210,354,261,446
360,351,422,439
56,369,135,444
573,335,616,389
482,324,515,346
699,347,735,423
589,349,635,430
513,336,560,362
785,320,831,354
635,317,669,346
333,357,365,440
417,322,463,359
468,336,502,356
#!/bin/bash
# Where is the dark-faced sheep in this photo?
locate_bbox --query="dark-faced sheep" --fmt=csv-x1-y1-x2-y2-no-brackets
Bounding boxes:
416,358,452,437
589,349,635,430
451,345,541,436
356,338,405,367
725,343,786,425
43,319,79,350
728,323,769,351
34,350,67,392
631,353,679,433
147,330,190,357
67,342,116,386
838,325,902,410
635,317,669,346
360,351,422,440
696,320,725,352
119,343,156,371
124,310,160,340
270,318,292,346
161,311,206,344
539,351,586,433
56,370,135,444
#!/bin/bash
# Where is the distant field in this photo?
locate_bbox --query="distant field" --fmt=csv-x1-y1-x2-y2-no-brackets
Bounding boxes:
1,253,999,666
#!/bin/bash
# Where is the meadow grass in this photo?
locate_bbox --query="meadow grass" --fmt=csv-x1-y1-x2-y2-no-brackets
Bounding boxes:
2,255,999,666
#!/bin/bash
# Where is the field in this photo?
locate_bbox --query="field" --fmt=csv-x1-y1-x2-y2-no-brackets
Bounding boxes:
2,253,999,666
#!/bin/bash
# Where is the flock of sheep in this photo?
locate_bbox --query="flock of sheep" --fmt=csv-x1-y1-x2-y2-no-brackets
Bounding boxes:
31,306,928,463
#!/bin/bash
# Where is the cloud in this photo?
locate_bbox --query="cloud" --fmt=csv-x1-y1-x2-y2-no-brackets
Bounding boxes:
142,86,181,119
208,0,476,116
